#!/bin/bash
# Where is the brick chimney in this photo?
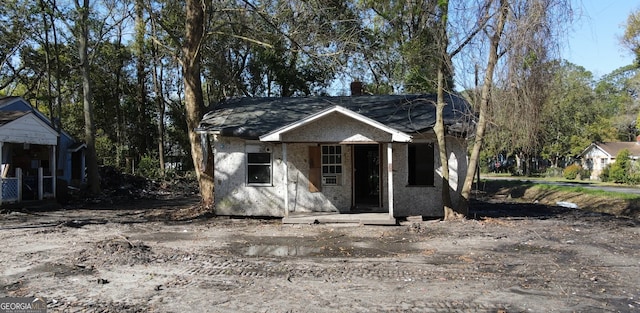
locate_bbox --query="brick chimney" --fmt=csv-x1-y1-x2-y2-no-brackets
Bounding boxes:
350,81,363,96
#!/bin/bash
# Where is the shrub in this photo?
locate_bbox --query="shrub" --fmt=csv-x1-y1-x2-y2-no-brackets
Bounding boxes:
610,149,631,183
137,155,160,179
544,166,563,178
563,164,582,180
600,164,610,182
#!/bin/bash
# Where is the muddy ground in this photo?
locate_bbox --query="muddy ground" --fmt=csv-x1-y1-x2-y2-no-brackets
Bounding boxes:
1,182,640,312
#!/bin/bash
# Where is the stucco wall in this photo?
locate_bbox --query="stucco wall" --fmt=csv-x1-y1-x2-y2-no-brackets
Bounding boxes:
391,135,467,217
280,112,393,143
212,133,468,218
213,136,285,216
285,143,352,213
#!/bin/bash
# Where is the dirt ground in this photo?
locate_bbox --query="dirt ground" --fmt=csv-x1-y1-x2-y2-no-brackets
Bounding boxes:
1,184,640,312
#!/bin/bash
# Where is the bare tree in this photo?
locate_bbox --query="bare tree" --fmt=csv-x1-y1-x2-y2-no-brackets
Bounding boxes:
459,0,572,207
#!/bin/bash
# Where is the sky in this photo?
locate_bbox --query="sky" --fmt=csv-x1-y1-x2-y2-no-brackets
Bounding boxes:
564,0,638,78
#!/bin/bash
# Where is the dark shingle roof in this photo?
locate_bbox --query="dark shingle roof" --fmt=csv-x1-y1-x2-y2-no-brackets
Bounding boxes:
198,94,472,139
0,111,29,126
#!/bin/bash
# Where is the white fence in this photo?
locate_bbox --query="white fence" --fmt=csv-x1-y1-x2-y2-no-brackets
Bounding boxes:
1,168,55,204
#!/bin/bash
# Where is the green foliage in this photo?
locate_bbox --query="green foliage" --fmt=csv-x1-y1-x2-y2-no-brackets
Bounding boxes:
136,155,161,179
562,164,582,180
600,164,611,182
544,166,563,178
610,149,631,183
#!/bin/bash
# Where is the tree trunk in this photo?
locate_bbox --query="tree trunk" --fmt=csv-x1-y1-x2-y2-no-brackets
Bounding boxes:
135,0,148,163
151,35,166,175
76,0,100,195
435,69,456,219
461,0,509,203
433,0,464,220
183,0,214,208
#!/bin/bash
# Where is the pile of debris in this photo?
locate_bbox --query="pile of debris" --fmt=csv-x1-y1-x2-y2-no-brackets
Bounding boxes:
66,166,199,206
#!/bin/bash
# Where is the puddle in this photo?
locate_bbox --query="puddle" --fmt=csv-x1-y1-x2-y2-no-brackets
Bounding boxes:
245,245,322,257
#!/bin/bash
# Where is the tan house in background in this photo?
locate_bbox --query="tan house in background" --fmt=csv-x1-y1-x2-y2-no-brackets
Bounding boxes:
579,138,640,180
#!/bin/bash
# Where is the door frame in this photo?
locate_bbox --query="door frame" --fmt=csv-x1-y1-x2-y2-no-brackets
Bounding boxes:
351,144,383,211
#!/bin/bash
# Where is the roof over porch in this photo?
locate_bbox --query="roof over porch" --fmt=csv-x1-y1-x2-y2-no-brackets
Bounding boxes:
0,111,58,145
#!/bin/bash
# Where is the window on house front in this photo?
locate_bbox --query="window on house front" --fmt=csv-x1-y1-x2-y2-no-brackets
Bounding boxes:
408,143,435,186
321,145,342,185
247,152,271,185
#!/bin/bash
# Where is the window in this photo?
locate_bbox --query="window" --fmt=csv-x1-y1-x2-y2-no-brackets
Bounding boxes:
321,145,342,185
247,152,271,185
408,143,434,186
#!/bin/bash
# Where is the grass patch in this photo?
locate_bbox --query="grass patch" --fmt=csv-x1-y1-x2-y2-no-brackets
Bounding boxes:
532,184,640,200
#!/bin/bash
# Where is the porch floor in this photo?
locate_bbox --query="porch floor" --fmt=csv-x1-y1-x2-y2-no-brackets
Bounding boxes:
282,212,397,225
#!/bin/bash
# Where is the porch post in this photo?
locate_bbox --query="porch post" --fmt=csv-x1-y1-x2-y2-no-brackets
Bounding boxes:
51,145,56,198
38,167,44,200
387,143,394,218
283,143,289,217
16,168,22,202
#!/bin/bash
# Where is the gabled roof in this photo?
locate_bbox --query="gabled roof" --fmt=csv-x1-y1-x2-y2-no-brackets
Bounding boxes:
0,111,59,145
579,141,640,159
260,105,412,142
0,96,79,144
0,111,29,126
197,93,472,140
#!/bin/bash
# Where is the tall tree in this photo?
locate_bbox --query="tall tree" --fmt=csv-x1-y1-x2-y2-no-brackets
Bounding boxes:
623,8,640,66
74,0,100,194
461,0,509,208
183,0,214,207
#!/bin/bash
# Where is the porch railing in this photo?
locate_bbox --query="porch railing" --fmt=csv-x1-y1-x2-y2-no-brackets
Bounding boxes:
1,167,55,204
1,168,22,204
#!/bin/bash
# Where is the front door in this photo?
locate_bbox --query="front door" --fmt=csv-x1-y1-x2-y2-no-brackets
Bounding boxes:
353,144,382,211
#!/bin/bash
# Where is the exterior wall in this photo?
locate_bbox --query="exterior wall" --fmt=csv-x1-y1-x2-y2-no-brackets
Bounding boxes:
581,147,612,180
213,132,468,218
285,143,352,213
280,112,393,143
213,136,285,216
0,114,58,145
392,134,468,217
213,136,355,216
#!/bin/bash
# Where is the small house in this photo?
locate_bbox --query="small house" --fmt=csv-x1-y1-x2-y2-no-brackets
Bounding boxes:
579,139,640,180
197,93,473,220
0,97,86,203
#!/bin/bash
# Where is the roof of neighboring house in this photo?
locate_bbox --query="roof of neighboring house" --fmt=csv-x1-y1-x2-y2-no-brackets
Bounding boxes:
580,141,640,159
0,96,82,145
198,93,473,139
0,111,29,126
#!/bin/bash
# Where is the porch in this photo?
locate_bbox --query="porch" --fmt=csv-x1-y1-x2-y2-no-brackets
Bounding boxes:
0,111,59,204
282,212,397,225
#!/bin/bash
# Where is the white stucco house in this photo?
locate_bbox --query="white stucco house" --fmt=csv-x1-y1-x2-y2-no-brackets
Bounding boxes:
196,93,473,220
579,139,640,180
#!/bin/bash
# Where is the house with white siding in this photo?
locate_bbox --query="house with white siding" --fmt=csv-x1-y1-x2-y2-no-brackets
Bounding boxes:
579,138,640,180
0,97,86,204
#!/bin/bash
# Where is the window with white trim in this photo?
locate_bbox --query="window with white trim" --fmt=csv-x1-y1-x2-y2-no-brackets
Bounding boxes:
321,145,342,185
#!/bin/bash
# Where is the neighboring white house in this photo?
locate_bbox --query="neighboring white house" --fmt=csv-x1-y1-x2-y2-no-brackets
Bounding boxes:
579,138,640,180
196,93,473,220
0,97,87,204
